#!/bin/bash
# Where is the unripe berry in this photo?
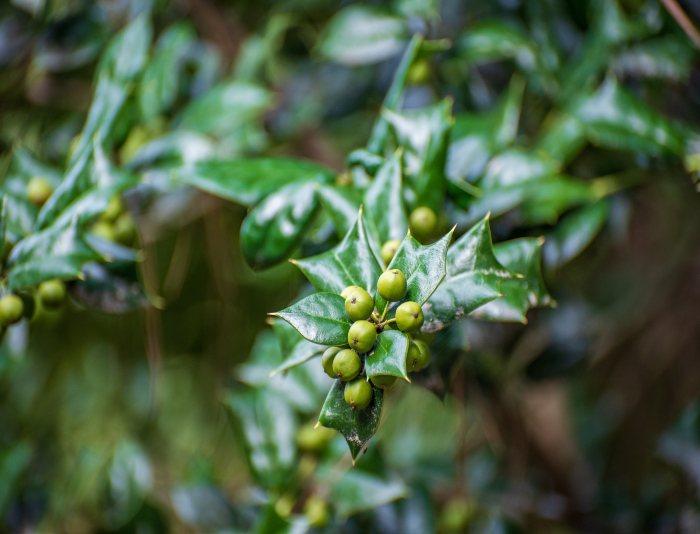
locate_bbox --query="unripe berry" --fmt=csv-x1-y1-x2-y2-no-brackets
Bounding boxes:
304,495,329,528
322,346,341,378
332,349,361,381
341,285,363,299
344,377,373,409
345,288,374,321
381,240,401,266
396,301,424,333
102,195,124,222
91,220,116,242
26,177,53,206
38,279,66,310
413,340,431,371
377,269,407,302
370,374,396,389
409,206,438,241
406,341,421,372
348,320,377,353
0,295,24,325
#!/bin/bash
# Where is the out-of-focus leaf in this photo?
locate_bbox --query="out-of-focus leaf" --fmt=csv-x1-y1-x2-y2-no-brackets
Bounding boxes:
535,112,587,165
271,293,352,346
316,185,363,238
543,200,611,269
364,152,408,245
0,442,33,515
269,340,324,377
6,218,102,289
318,380,384,462
225,389,297,489
568,76,687,155
316,6,408,66
127,131,216,169
176,80,272,139
240,181,319,270
347,149,385,175
9,145,62,184
172,158,334,206
611,36,694,81
69,262,149,314
376,228,454,316
331,471,408,517
251,504,309,534
457,21,537,70
471,237,553,323
139,23,196,120
422,216,512,333
293,208,382,297
394,0,440,20
234,14,290,82
364,330,410,381
480,150,558,190
384,98,453,212
98,14,152,83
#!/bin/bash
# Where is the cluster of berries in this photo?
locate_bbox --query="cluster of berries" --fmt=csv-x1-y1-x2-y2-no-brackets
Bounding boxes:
0,278,66,334
321,267,431,410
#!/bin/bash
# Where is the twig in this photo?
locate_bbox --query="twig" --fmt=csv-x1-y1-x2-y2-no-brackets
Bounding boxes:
660,0,700,49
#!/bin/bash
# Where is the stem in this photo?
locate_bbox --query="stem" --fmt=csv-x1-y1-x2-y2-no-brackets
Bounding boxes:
381,318,396,327
380,302,389,323
660,0,700,49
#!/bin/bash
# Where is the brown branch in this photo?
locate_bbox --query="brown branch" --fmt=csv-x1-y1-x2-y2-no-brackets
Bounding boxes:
660,0,700,49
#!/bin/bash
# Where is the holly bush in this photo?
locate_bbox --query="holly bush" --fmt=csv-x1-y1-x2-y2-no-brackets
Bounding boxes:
2,0,700,532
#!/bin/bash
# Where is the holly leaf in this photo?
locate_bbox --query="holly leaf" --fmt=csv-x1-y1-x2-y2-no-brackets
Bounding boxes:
318,380,384,462
375,227,455,315
422,216,513,333
172,157,334,206
97,13,152,83
470,237,553,323
240,181,320,270
270,293,351,346
269,340,325,377
364,152,408,245
331,471,408,518
316,184,363,239
364,330,410,381
69,262,149,314
293,207,382,297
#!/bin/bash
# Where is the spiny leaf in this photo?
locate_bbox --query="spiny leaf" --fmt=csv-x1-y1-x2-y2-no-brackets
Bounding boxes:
364,152,408,245
270,293,352,346
364,330,410,381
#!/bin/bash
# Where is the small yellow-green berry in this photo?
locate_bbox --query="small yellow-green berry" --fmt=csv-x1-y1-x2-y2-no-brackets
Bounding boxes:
26,177,53,206
345,288,374,321
344,377,373,409
332,349,361,381
409,206,438,241
396,301,424,333
377,269,407,302
348,320,377,353
381,240,401,266
370,375,397,389
0,294,24,325
322,347,341,378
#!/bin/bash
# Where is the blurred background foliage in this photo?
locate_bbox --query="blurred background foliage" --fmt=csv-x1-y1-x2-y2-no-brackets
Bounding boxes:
2,0,700,533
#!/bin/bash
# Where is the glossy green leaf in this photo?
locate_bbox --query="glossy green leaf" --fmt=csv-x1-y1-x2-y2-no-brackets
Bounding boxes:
271,293,351,346
318,379,384,461
331,471,408,517
364,152,409,246
316,5,408,66
69,262,149,314
225,388,297,489
139,23,196,120
456,21,535,67
364,330,409,381
10,145,62,184
269,340,325,377
535,112,588,166
316,184,363,239
251,504,309,534
376,228,455,315
567,76,687,156
172,158,335,207
394,0,440,20
234,14,290,82
271,317,305,357
347,149,385,175
543,200,611,269
422,216,513,333
97,14,152,83
384,98,454,212
176,80,272,139
480,149,558,190
6,218,102,289
611,36,694,82
240,181,319,270
470,237,553,323
126,131,216,169
293,208,383,297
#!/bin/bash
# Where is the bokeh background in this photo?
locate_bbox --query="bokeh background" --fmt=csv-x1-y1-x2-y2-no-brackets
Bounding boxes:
3,0,700,533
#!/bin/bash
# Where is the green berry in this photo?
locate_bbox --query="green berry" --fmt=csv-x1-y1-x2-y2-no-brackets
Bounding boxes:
381,240,401,266
26,177,53,206
341,285,363,299
296,422,335,452
91,220,116,242
102,195,124,222
377,269,407,302
344,377,373,409
413,340,431,371
38,279,66,310
113,212,137,247
0,295,24,325
406,341,421,372
345,288,374,321
348,320,377,353
370,375,397,389
322,346,341,378
332,349,361,381
409,206,438,241
304,496,329,528
396,301,424,333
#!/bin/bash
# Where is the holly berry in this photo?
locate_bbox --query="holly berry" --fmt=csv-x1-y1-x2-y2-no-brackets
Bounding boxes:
26,177,53,206
409,206,438,241
377,269,407,302
0,295,24,325
102,195,124,222
344,377,373,409
396,301,424,333
113,212,137,247
341,285,363,299
406,341,421,372
322,346,341,378
38,279,66,310
91,220,116,242
370,375,396,389
344,287,374,321
332,349,361,381
413,340,431,371
348,320,377,353
304,495,329,528
381,240,401,266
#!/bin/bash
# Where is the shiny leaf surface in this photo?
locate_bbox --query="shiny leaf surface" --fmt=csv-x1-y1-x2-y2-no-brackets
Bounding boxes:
271,293,352,346
364,152,409,245
332,471,408,517
364,330,409,381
